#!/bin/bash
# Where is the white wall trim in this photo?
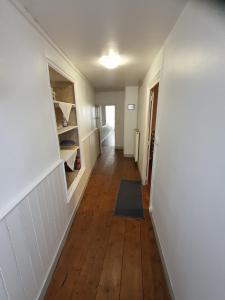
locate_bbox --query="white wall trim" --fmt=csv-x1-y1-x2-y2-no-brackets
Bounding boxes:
38,160,95,300
149,72,161,90
45,57,88,204
81,128,98,143
149,209,175,300
46,58,86,172
0,159,62,222
67,167,85,202
0,115,97,223
47,58,78,86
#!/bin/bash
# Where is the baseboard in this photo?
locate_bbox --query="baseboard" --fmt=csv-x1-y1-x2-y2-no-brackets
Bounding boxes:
123,154,134,158
37,167,93,300
149,209,175,300
115,146,123,150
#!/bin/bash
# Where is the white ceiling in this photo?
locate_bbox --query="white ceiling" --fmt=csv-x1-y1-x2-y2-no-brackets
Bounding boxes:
19,0,187,90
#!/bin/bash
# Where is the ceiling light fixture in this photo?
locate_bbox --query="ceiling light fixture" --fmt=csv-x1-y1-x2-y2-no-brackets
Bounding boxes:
99,50,122,69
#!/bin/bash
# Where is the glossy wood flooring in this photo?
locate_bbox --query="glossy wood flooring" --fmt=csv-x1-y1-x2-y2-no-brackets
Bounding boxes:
45,146,170,300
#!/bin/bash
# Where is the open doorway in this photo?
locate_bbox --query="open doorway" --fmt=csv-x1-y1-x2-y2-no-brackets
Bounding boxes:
101,105,115,147
146,83,159,194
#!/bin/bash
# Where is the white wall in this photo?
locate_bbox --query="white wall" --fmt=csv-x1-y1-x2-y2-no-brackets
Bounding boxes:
95,91,124,148
0,0,96,215
138,1,225,299
124,86,138,156
0,0,99,298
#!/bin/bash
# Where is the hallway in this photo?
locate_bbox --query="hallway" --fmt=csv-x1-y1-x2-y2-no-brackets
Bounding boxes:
2,0,225,299
102,129,115,147
45,147,170,299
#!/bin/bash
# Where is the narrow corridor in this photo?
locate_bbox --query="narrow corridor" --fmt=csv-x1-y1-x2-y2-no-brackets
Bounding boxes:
102,130,115,147
45,147,170,300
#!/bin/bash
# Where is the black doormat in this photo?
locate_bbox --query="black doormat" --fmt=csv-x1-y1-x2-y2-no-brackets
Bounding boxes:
114,180,144,219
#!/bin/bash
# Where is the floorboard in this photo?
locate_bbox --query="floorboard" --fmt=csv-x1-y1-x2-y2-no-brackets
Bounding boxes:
96,218,125,300
120,219,143,300
45,146,170,300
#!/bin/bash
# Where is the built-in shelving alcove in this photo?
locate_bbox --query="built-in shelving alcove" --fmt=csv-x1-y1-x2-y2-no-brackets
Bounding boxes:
48,66,82,197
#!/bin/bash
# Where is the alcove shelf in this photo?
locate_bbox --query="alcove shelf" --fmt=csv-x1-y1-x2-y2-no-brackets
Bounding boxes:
53,100,76,108
60,147,79,163
48,66,82,194
57,125,78,135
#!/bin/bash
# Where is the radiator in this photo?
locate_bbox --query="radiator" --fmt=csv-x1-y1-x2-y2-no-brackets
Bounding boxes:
134,129,140,162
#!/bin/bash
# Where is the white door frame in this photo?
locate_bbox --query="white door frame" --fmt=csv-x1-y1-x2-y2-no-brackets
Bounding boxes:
95,105,102,154
99,104,116,148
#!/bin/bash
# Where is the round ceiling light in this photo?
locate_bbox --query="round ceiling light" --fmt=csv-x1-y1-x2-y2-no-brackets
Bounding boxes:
99,51,122,69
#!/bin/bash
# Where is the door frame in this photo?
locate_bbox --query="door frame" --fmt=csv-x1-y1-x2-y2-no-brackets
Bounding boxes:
145,89,155,183
95,105,102,154
144,74,160,210
143,73,160,184
98,104,116,148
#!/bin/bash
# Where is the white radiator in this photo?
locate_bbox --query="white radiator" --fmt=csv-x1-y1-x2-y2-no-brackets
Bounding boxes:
134,129,140,162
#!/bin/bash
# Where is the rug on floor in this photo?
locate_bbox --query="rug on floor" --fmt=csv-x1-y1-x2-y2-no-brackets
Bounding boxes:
114,179,144,219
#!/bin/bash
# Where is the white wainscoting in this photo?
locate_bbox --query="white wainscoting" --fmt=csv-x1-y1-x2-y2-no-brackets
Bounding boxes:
0,129,99,300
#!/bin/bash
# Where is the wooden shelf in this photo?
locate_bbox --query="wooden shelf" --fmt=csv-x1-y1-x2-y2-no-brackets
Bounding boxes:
60,147,79,162
66,170,80,189
57,125,78,135
53,100,75,108
49,66,82,195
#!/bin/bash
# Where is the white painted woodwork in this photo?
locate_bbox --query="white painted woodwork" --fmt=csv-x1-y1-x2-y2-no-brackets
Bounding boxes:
0,0,96,216
53,100,76,108
57,125,78,135
0,129,99,300
95,91,125,148
0,270,8,300
60,147,79,162
0,222,26,300
0,1,99,299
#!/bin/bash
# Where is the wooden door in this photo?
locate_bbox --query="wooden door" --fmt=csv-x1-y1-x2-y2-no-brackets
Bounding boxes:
146,83,159,193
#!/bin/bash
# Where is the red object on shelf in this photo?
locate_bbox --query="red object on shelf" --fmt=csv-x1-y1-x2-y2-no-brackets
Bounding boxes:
75,157,81,170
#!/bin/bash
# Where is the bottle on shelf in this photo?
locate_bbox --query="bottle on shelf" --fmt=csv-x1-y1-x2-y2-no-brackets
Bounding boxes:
62,116,68,127
75,154,81,170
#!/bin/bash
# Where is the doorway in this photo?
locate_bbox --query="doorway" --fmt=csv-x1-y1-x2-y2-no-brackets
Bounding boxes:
101,105,115,147
146,83,159,194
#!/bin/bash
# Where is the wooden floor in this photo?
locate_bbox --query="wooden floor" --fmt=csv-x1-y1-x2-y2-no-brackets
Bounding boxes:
45,146,170,300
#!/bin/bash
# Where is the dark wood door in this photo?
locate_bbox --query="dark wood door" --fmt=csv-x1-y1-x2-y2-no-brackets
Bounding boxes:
147,83,159,194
